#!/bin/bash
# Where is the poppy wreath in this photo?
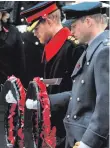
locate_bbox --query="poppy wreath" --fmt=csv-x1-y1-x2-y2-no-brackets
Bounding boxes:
14,77,26,147
24,80,40,148
24,77,56,148
2,76,26,148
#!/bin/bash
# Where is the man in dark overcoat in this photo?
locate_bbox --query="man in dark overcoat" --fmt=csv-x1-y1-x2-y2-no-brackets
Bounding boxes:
0,2,25,147
22,2,85,148
6,1,44,88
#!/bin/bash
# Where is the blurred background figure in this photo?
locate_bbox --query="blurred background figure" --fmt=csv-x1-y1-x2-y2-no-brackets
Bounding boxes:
0,1,25,88
0,2,45,147
5,1,44,88
0,2,26,147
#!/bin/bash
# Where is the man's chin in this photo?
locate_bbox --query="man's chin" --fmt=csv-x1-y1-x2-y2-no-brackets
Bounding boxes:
77,38,83,44
39,39,44,45
39,38,50,45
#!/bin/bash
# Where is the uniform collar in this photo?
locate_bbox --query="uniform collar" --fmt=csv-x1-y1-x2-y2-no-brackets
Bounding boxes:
43,27,71,62
86,30,109,62
88,31,104,46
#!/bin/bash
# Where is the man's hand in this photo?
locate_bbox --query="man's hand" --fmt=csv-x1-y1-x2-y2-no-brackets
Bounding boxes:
73,141,91,148
73,142,80,148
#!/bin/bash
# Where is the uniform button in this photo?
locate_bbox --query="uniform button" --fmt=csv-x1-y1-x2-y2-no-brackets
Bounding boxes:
77,97,80,102
70,97,72,100
73,80,75,83
67,115,70,118
21,18,24,22
35,41,39,45
74,115,77,119
81,80,85,84
87,62,90,65
21,7,24,10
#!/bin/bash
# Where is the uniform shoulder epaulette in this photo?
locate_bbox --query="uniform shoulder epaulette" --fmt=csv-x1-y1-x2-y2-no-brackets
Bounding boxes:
68,35,79,44
103,38,110,46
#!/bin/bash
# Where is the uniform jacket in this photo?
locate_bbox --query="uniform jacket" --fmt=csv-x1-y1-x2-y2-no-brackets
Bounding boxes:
44,28,85,94
50,30,109,148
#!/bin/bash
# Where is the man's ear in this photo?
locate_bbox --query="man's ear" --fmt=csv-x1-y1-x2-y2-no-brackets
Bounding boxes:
46,17,53,26
86,16,92,28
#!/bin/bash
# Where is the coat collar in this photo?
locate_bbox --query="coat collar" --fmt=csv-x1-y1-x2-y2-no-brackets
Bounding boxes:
86,30,109,62
71,30,109,78
43,27,71,62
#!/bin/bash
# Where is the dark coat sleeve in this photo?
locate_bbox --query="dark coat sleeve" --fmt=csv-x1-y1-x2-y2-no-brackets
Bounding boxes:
49,91,71,112
82,47,109,148
12,26,26,86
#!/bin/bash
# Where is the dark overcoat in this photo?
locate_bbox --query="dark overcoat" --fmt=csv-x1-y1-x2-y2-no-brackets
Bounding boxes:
0,25,25,86
0,24,25,148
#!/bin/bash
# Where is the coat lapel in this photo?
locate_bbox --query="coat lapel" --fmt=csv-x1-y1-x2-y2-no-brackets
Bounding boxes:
71,50,86,78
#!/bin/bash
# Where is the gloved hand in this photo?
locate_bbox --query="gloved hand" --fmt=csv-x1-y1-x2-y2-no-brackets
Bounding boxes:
26,99,38,110
5,90,17,104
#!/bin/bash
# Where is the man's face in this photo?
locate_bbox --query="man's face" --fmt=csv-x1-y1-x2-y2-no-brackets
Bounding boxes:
34,20,52,44
71,18,90,43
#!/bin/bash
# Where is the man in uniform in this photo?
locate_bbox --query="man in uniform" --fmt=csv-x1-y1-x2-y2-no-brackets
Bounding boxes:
49,2,109,148
21,1,85,94
26,1,109,148
21,2,85,148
